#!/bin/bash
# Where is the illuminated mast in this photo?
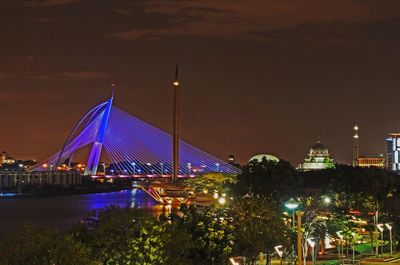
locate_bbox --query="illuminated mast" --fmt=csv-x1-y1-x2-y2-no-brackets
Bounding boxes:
172,65,180,182
353,124,359,166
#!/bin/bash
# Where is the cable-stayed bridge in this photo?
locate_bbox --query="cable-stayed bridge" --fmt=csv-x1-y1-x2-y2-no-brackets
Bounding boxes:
33,94,240,177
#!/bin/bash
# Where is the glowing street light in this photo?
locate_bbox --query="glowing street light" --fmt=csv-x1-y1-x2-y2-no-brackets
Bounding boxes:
377,224,384,254
285,198,299,228
218,196,226,205
351,232,356,263
336,231,343,260
131,162,136,174
215,163,220,172
274,245,283,258
385,223,393,255
307,239,316,265
323,196,331,205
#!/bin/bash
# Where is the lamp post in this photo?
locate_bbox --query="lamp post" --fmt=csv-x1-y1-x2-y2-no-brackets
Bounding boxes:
307,239,316,265
297,211,303,265
351,232,356,264
275,245,283,265
377,224,384,254
131,162,136,174
336,231,344,260
385,223,393,255
285,198,299,228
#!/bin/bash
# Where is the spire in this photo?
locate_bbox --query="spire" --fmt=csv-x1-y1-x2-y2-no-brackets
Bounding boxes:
173,63,179,86
111,83,116,98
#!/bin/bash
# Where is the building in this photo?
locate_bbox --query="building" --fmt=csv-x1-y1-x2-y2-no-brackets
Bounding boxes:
249,154,280,163
358,155,385,168
0,151,15,164
299,142,335,171
386,133,400,171
0,171,82,192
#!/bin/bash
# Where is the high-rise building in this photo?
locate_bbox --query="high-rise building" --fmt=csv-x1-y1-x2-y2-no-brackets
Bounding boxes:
386,133,400,171
353,124,359,166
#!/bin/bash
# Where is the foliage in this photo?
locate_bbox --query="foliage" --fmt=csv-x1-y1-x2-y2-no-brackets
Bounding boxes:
184,172,236,194
232,195,290,265
72,206,166,265
0,225,94,265
167,204,235,265
234,158,302,201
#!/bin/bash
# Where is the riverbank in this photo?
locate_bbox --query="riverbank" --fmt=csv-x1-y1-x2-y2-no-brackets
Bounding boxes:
0,180,132,199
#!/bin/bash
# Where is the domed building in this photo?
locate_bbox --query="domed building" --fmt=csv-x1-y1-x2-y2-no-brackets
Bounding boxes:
299,142,334,171
249,154,280,163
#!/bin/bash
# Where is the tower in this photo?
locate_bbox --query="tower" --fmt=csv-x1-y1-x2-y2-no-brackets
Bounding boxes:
84,85,114,175
172,65,180,182
352,124,359,167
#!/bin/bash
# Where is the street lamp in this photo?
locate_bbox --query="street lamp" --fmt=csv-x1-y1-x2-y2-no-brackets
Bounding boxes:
336,231,344,260
285,198,299,228
377,224,384,254
131,162,136,174
385,223,393,255
218,196,226,205
351,232,356,264
307,239,316,265
323,196,331,205
274,245,283,265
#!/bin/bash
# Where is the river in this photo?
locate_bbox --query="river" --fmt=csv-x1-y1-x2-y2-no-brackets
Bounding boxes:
0,189,165,236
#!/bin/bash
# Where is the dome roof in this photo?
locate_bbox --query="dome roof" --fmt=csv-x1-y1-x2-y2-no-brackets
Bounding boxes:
249,154,280,163
309,142,329,157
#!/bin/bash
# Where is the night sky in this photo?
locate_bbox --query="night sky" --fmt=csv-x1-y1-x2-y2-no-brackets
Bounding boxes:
1,0,400,165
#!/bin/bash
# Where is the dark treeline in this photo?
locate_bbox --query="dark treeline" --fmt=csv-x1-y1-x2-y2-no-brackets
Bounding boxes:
1,159,399,265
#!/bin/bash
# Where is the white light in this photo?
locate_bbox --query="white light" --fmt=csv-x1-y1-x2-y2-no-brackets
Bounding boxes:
377,224,384,232
218,197,226,205
307,239,316,248
385,223,392,230
274,245,283,258
324,197,331,204
213,192,219,199
285,198,299,210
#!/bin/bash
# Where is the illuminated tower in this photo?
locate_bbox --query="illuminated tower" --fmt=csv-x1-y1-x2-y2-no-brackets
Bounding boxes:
386,133,400,171
172,65,180,182
352,124,359,167
84,85,114,175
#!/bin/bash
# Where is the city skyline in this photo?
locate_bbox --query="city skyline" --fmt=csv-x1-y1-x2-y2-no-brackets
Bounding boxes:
1,1,400,164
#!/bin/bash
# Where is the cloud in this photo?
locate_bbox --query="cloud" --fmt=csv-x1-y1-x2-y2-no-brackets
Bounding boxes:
29,17,61,22
21,0,79,7
28,71,113,81
53,71,113,80
0,73,13,80
109,0,400,41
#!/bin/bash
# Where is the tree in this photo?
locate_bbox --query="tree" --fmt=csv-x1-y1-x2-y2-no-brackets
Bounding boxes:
232,195,289,265
234,159,302,201
184,172,237,195
72,206,167,265
0,225,94,265
166,204,235,265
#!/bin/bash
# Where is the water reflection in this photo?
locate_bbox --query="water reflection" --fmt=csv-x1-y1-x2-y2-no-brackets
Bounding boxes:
0,189,163,236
